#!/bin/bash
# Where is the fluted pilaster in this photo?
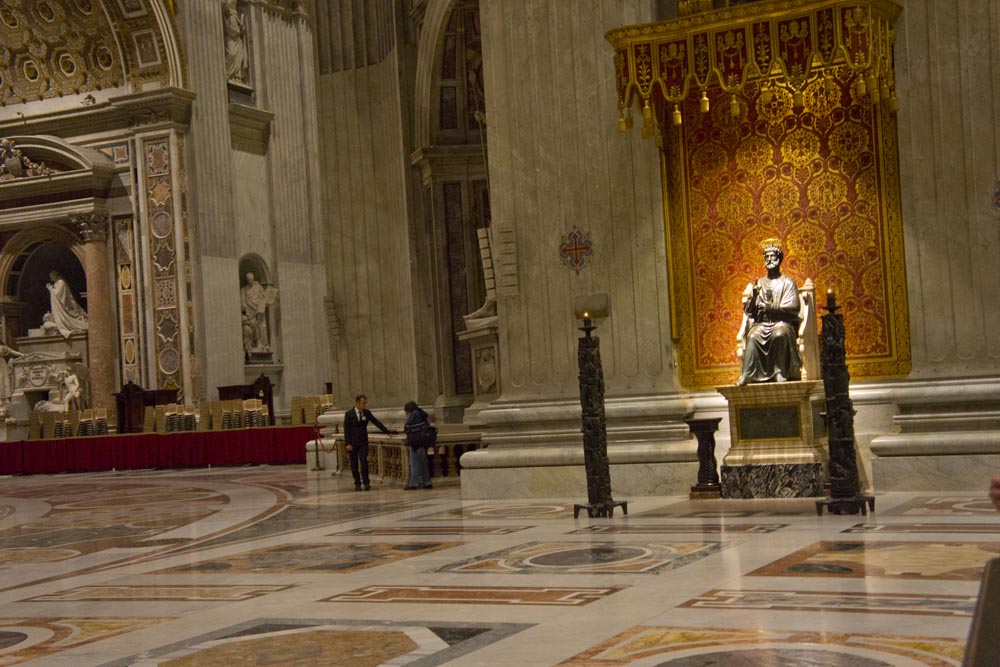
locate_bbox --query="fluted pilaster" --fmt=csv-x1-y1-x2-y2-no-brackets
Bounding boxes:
896,0,1000,378
175,1,236,257
481,0,671,402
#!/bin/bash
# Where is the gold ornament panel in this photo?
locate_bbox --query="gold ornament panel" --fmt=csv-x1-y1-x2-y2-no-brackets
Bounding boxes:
665,69,910,388
0,0,177,107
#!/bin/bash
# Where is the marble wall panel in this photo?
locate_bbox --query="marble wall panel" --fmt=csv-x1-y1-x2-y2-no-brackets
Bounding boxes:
318,54,419,408
197,256,244,390
480,1,672,402
274,262,328,404
895,0,1000,378
232,151,273,263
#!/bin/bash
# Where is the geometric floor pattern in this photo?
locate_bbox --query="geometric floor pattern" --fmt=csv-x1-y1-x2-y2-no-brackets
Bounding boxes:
748,540,1000,580
0,466,992,665
557,626,966,665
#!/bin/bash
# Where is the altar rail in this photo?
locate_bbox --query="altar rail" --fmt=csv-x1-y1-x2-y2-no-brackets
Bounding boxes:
306,429,482,485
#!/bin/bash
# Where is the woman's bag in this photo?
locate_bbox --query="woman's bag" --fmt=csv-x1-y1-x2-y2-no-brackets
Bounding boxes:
407,420,437,449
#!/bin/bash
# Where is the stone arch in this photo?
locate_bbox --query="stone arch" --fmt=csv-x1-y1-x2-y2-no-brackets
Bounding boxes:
238,253,272,288
0,225,85,342
411,0,492,423
17,241,88,336
414,0,459,148
0,226,85,297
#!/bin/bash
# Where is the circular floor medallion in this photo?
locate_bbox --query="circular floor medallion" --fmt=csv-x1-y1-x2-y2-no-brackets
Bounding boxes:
527,545,649,567
655,648,894,666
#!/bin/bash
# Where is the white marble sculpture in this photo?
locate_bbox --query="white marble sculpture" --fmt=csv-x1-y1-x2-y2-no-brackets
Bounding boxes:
46,271,88,338
0,343,24,403
241,272,277,354
33,369,83,413
38,312,61,337
223,0,249,84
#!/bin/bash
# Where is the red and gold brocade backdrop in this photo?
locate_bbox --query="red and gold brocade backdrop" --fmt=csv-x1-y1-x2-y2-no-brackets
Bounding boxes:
664,68,910,389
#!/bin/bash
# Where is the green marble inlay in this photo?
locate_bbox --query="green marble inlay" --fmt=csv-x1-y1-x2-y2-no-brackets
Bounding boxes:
738,405,800,440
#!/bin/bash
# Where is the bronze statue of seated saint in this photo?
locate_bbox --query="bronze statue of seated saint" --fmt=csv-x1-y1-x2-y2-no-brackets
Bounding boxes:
736,238,805,386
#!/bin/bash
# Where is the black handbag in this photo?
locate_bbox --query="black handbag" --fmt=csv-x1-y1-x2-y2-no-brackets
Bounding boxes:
407,421,437,449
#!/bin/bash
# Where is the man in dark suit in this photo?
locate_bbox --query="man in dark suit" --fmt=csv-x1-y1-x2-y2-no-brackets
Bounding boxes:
343,394,395,490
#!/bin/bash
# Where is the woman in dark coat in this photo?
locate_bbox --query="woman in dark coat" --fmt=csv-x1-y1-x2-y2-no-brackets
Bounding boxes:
403,401,433,489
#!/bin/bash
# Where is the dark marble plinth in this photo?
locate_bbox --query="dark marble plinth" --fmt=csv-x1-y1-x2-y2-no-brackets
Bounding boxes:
721,463,824,499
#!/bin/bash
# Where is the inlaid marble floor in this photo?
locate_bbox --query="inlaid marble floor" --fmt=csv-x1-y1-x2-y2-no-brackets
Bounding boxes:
0,466,992,666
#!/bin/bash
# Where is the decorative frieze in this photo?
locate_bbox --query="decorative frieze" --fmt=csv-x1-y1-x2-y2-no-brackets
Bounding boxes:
141,136,184,394
114,215,143,385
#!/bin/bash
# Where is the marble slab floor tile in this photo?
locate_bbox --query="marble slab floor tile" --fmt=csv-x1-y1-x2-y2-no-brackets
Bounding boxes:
0,466,991,665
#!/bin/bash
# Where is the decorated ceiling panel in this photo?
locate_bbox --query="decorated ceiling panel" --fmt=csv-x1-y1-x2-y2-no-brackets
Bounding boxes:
0,0,179,108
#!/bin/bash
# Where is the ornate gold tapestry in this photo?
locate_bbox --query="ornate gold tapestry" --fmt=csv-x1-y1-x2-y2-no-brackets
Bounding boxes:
664,70,909,388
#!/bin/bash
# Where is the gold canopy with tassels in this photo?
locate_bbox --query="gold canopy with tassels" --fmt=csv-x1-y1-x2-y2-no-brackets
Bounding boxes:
607,0,901,136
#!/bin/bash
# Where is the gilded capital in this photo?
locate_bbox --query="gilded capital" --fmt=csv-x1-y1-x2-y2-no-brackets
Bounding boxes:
70,213,110,243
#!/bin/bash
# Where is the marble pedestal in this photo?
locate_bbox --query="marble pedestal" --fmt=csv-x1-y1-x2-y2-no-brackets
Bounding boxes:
456,324,500,426
717,381,827,498
16,332,89,366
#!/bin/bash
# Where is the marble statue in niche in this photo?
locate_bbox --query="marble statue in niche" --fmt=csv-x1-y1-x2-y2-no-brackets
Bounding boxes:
46,271,88,339
223,0,249,84
241,272,277,360
736,238,802,385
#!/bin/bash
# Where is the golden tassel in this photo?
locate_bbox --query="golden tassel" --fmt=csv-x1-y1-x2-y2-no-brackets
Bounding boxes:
793,89,803,108
824,76,835,95
699,90,709,113
642,98,653,123
730,94,739,117
854,76,867,98
672,104,682,126
641,114,655,139
889,91,899,112
760,85,773,105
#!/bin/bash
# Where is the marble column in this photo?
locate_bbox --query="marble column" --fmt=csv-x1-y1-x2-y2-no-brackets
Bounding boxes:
71,214,115,410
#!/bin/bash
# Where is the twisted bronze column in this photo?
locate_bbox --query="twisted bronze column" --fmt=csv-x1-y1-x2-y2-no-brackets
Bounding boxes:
815,290,875,516
574,317,627,519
